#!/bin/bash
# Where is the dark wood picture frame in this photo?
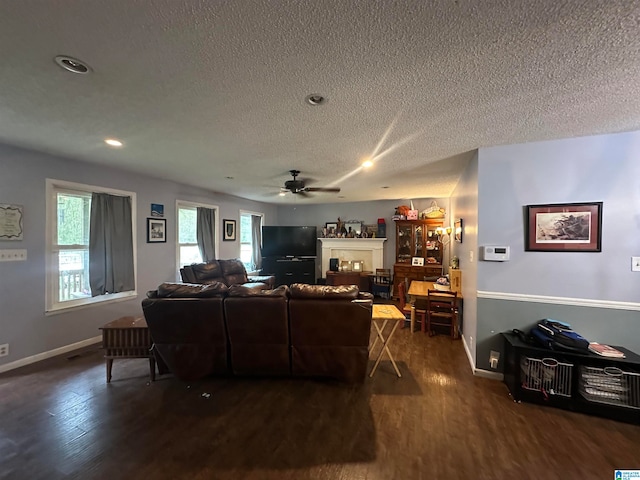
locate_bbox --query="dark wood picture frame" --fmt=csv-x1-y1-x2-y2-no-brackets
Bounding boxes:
223,219,236,241
525,202,602,252
147,217,166,243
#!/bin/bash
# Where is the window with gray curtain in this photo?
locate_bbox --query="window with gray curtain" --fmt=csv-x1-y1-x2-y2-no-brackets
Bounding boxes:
89,193,135,296
196,207,216,262
251,214,262,270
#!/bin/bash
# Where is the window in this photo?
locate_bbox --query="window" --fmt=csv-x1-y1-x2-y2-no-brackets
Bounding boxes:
46,180,137,313
240,210,263,272
176,201,219,274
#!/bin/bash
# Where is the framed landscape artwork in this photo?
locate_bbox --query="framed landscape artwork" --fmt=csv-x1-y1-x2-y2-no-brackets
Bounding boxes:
525,202,602,252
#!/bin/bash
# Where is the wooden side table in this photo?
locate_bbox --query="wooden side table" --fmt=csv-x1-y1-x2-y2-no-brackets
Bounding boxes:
100,316,155,383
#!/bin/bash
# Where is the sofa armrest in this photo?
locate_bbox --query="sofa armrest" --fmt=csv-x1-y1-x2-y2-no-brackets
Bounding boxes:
248,274,276,289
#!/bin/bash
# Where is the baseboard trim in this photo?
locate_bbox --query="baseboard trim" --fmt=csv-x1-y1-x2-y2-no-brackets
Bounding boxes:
461,334,503,381
477,291,640,311
473,369,504,381
0,335,102,374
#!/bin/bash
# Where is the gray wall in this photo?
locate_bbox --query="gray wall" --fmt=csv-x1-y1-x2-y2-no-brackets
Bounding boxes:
474,131,640,370
0,144,277,370
449,152,479,360
276,198,451,279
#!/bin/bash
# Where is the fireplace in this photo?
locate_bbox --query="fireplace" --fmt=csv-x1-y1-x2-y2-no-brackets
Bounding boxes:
318,238,387,278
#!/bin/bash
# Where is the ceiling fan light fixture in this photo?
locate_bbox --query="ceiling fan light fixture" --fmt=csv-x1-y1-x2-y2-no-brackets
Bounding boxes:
54,55,92,74
362,159,373,168
305,94,326,106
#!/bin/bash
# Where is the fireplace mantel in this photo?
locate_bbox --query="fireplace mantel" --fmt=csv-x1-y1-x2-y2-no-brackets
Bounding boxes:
319,238,387,278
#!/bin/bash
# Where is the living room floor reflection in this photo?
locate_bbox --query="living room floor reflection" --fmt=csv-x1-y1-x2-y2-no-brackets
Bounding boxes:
1,325,638,480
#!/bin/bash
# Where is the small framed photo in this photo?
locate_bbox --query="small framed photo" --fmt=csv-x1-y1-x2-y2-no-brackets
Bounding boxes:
147,218,166,243
525,202,602,252
223,219,236,241
151,203,164,217
412,256,425,266
325,222,338,235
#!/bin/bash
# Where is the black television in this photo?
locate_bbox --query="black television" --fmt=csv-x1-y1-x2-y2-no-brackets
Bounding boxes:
261,226,317,258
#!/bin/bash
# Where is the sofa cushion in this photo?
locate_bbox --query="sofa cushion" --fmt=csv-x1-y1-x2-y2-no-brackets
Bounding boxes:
219,259,249,285
228,284,289,297
156,282,228,298
190,261,225,284
289,283,360,300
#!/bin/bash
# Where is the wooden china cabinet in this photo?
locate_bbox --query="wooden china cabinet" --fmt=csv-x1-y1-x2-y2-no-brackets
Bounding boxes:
392,218,444,298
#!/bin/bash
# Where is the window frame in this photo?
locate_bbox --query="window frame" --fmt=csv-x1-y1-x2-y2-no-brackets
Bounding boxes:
239,209,264,273
45,179,138,314
175,200,219,279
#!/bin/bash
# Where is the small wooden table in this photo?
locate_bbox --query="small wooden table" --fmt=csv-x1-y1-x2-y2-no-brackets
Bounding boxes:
369,304,407,378
407,281,463,336
100,316,155,383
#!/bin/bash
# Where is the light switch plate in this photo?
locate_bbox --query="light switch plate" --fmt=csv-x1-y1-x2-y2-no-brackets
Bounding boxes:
632,257,640,272
0,249,27,262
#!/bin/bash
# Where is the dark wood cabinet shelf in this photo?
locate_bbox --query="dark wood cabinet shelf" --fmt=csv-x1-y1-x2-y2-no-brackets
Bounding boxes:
262,257,315,286
501,332,640,424
392,218,444,297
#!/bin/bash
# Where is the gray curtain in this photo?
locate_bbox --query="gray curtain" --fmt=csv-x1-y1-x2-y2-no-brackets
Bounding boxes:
251,214,262,270
89,193,134,296
197,207,216,262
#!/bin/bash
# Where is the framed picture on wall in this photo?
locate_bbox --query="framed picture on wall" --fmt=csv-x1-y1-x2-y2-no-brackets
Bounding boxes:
525,202,602,252
454,218,463,243
147,218,166,243
223,219,236,241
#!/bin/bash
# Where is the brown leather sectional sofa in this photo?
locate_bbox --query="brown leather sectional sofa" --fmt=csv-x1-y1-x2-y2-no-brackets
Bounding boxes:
142,282,373,383
179,258,276,290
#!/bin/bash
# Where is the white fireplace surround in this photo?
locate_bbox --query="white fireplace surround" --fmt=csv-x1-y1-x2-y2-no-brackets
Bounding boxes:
319,238,387,278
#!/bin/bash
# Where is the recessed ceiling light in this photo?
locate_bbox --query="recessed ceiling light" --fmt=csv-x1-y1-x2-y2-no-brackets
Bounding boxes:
226,176,234,180
381,186,389,189
306,94,326,106
54,55,92,74
104,138,123,147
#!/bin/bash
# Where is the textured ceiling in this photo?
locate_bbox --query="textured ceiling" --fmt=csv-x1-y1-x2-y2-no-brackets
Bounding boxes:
1,1,640,204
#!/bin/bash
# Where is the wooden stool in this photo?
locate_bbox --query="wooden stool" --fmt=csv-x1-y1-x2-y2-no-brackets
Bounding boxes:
100,316,155,383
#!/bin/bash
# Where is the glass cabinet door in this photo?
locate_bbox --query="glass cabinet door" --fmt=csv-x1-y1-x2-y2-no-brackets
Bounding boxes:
397,224,412,262
414,225,423,258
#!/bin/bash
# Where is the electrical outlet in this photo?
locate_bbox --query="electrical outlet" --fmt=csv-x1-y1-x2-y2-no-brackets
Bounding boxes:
0,343,8,357
489,350,500,369
632,257,640,272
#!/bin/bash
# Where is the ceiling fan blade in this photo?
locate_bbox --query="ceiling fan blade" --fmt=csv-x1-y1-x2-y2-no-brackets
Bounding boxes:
305,187,341,193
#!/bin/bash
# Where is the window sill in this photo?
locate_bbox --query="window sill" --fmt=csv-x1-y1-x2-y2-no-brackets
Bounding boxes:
45,291,138,316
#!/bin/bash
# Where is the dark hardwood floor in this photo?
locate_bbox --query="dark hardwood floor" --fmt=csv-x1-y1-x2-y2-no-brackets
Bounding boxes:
1,323,639,480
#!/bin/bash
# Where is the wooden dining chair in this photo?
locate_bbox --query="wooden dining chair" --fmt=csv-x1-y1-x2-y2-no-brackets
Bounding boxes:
370,268,392,299
398,281,426,331
426,289,458,338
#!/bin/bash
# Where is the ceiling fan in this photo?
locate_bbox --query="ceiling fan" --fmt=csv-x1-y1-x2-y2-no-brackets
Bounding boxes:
281,170,341,196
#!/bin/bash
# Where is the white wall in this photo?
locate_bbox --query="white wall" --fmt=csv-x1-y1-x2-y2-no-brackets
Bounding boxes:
0,144,277,371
